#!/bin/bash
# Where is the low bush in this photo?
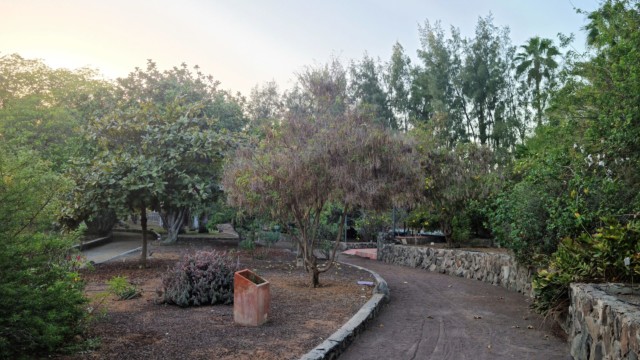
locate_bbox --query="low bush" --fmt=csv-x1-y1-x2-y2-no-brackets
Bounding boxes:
258,230,280,246
106,276,141,300
159,250,239,307
239,238,256,252
532,219,640,314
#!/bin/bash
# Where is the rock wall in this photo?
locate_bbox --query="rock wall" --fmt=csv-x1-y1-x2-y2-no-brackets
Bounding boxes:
379,244,535,296
569,284,640,360
334,241,377,251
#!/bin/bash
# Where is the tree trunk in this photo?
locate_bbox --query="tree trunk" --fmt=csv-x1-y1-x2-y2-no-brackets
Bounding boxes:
198,212,209,233
161,207,186,244
140,205,148,267
311,267,320,288
442,220,454,248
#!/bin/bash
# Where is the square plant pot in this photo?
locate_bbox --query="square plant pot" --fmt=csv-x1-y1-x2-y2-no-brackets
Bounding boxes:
234,269,270,326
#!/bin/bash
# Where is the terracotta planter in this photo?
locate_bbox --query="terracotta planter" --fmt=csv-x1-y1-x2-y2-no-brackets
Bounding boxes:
234,269,270,326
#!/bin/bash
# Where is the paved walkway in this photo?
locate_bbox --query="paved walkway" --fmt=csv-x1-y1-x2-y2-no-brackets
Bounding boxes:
339,255,570,360
82,232,141,264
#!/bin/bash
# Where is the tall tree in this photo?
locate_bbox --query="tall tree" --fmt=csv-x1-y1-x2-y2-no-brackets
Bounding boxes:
413,21,468,145
514,36,560,126
0,54,114,168
246,80,284,135
461,15,512,147
384,42,412,131
66,61,240,264
349,53,396,129
224,63,420,287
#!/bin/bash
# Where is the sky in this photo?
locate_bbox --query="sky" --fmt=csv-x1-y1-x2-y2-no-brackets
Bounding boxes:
1,0,602,96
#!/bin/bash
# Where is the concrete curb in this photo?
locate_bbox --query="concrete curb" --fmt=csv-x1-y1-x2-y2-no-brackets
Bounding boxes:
299,260,389,360
73,234,113,251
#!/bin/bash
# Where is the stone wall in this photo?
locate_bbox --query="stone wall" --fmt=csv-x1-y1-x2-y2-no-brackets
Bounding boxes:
379,244,535,296
333,241,377,251
569,284,640,360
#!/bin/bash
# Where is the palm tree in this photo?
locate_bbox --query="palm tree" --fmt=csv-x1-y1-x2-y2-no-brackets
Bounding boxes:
514,37,560,126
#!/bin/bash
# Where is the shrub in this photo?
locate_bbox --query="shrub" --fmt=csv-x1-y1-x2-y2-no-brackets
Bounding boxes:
106,276,141,300
0,234,88,358
159,251,239,307
258,231,280,246
451,213,471,244
489,182,555,263
239,238,256,252
532,219,640,314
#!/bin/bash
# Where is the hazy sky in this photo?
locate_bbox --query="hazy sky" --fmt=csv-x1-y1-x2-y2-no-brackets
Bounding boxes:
1,0,601,95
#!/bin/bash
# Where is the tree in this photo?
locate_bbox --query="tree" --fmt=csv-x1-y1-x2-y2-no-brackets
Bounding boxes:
412,21,465,142
0,54,114,169
514,36,560,126
489,0,640,263
384,42,412,132
224,63,420,287
415,118,498,247
461,15,512,147
349,53,396,129
246,80,284,135
66,61,240,264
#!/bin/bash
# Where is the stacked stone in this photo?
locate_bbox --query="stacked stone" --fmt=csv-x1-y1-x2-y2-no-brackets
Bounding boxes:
378,244,535,296
569,284,640,360
334,241,378,251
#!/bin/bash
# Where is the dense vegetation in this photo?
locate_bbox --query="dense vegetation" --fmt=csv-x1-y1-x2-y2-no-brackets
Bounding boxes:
0,0,639,355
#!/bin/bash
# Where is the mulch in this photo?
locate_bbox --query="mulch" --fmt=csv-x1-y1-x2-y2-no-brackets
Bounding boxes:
63,242,374,360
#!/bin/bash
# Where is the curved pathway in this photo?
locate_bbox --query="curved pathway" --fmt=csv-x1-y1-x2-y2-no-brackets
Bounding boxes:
339,256,570,360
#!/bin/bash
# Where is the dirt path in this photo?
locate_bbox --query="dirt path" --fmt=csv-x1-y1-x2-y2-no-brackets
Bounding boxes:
339,256,570,360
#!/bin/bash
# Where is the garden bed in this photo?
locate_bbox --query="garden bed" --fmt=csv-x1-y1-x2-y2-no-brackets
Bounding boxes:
68,241,374,359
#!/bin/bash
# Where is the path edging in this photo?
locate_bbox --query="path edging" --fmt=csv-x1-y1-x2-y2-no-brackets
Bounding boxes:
73,234,113,251
299,260,389,360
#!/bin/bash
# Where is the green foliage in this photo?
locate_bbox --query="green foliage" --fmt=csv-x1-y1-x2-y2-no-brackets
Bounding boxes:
207,199,238,228
415,125,499,247
65,60,245,253
106,276,141,300
356,210,391,242
239,238,256,252
451,213,471,244
159,251,239,307
514,36,560,125
0,147,72,237
224,62,420,287
0,146,88,358
257,230,281,246
412,17,525,151
0,54,114,169
533,220,640,313
318,239,334,260
490,182,553,262
489,116,635,262
0,233,88,358
349,54,397,129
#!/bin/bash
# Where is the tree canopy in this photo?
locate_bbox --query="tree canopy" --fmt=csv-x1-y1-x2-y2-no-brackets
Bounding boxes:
224,63,420,287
